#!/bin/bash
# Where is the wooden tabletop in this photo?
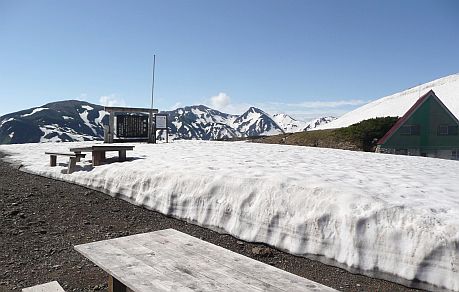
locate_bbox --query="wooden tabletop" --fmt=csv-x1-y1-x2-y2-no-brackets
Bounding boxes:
74,229,336,292
70,145,135,152
22,281,65,292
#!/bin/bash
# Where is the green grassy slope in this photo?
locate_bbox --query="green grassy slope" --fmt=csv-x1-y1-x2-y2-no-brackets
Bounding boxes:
251,117,398,152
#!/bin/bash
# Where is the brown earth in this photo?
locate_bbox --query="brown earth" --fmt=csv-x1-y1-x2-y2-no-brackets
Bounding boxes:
0,152,425,292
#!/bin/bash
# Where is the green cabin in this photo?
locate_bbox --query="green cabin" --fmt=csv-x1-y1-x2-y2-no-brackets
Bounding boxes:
376,90,459,160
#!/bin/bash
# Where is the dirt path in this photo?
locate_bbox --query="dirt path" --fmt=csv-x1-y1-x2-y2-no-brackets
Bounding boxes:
0,152,423,292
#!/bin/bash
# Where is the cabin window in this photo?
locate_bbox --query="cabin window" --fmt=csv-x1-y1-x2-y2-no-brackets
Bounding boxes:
453,150,459,160
438,125,458,136
400,125,420,136
395,149,408,155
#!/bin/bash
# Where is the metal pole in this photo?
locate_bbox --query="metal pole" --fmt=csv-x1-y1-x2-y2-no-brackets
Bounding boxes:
151,54,156,110
149,54,156,143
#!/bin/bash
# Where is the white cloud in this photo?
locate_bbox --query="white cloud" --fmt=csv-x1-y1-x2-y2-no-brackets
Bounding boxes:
290,99,368,109
171,102,183,110
77,93,88,101
99,95,126,107
209,92,231,110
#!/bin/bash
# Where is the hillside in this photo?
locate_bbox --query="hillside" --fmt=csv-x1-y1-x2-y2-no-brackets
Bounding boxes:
252,117,398,152
0,100,108,144
318,73,459,130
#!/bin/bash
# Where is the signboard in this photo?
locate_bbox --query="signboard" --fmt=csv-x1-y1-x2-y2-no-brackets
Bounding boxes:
116,115,149,138
155,114,168,129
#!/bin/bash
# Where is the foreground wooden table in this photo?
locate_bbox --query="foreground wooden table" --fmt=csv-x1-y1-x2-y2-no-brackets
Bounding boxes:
69,145,134,166
22,281,65,292
74,229,336,292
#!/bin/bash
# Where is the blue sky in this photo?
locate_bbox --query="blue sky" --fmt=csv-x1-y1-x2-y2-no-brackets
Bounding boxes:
0,0,458,120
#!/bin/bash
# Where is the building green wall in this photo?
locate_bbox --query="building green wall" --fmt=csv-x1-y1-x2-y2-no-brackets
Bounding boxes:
381,95,459,152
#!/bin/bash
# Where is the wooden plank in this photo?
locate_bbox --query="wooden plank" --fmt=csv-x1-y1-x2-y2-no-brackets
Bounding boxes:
69,146,134,152
75,229,336,292
45,152,86,158
22,281,65,292
75,241,193,292
69,147,93,152
137,230,332,292
111,236,272,292
92,145,134,151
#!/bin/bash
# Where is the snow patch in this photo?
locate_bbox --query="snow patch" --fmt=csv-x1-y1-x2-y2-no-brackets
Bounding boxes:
0,118,14,127
95,110,108,126
39,125,96,143
1,141,458,291
79,110,98,135
21,107,48,117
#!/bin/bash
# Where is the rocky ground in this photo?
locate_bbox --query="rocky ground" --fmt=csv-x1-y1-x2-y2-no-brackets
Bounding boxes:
0,152,425,292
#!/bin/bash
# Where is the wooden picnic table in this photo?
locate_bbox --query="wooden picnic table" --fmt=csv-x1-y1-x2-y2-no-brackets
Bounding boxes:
69,145,135,166
74,229,336,292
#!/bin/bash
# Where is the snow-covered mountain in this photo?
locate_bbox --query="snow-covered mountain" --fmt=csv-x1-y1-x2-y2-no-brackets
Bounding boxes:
0,101,334,144
272,113,336,132
0,100,108,144
317,73,459,130
164,105,239,140
232,107,284,137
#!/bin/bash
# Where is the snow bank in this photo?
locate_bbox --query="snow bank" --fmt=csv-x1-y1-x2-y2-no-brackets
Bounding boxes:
1,141,458,291
318,73,459,130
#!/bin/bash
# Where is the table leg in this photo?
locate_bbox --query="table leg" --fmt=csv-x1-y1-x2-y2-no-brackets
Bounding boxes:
119,150,126,161
50,155,57,167
68,157,77,174
93,151,101,166
109,275,127,292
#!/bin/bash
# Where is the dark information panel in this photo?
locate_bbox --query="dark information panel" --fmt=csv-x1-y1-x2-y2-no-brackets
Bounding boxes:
116,115,149,138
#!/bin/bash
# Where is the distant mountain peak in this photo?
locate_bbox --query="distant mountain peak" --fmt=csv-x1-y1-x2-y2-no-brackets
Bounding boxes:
0,101,335,144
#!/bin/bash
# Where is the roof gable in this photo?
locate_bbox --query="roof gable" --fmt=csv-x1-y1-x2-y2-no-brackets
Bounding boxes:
377,90,459,145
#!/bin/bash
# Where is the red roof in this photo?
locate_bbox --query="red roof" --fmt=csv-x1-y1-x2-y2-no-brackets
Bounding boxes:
377,90,435,145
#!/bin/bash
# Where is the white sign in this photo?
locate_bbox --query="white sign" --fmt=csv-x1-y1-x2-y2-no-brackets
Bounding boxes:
155,115,167,129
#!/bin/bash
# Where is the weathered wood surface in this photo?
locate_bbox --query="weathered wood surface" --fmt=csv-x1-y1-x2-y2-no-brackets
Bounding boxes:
75,229,336,292
45,152,87,157
69,145,134,152
69,145,134,166
22,281,65,292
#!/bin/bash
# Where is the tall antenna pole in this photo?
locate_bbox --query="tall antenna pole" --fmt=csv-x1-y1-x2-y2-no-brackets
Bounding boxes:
150,54,156,110
148,55,156,144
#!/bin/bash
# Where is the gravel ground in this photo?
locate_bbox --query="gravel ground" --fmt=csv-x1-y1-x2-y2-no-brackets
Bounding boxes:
0,152,425,292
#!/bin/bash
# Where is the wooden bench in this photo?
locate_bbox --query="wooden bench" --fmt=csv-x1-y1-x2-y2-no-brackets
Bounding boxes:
69,145,135,166
22,281,65,292
45,152,86,174
75,229,336,292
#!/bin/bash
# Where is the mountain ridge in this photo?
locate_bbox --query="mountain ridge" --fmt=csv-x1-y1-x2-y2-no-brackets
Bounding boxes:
0,101,335,144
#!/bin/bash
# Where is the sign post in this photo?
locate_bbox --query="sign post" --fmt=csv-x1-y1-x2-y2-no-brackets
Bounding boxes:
154,114,169,143
103,106,158,143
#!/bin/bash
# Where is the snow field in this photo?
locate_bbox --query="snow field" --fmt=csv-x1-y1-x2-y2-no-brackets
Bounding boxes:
1,140,458,291
318,73,459,130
